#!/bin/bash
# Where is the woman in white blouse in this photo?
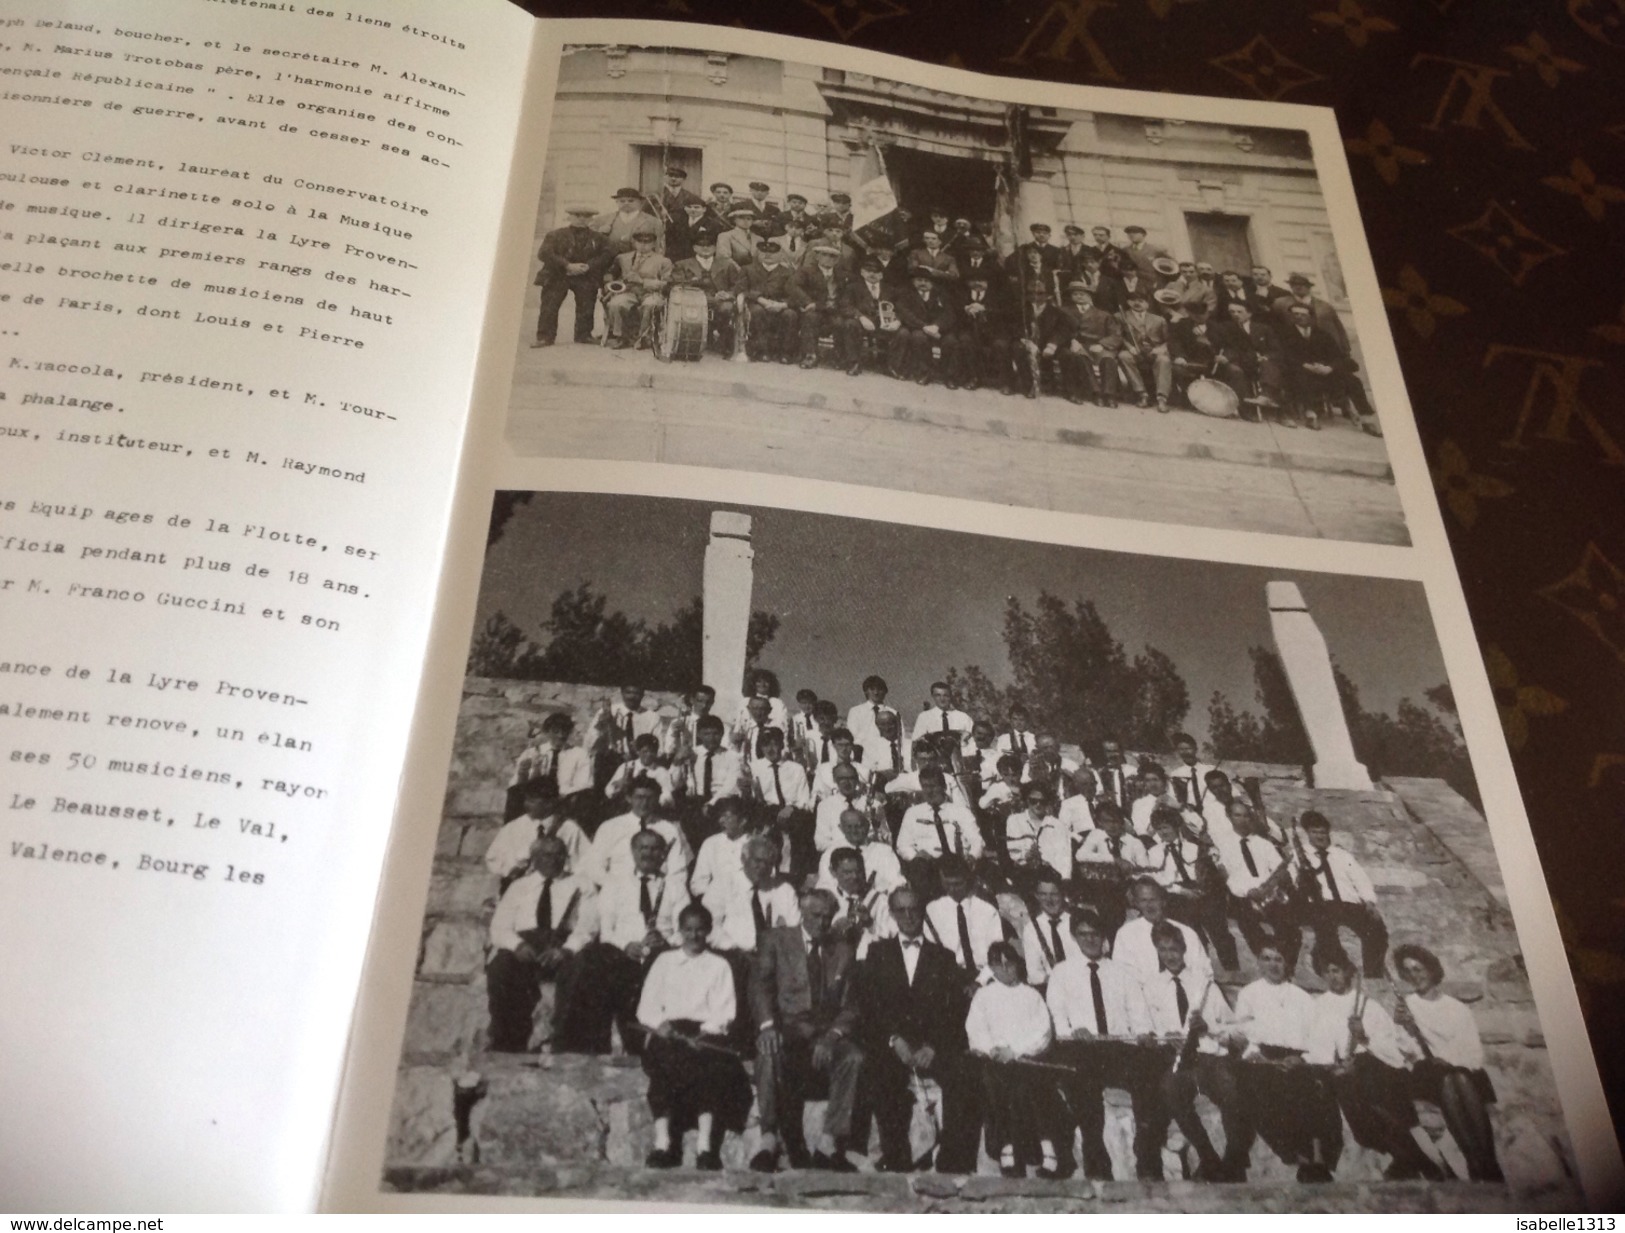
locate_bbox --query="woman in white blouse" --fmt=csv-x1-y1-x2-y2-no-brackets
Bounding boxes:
965,941,1065,1178
1393,943,1504,1183
635,902,751,1170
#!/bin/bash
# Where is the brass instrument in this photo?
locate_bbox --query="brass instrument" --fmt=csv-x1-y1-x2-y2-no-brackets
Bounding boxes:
878,299,898,330
731,291,749,362
1290,819,1323,903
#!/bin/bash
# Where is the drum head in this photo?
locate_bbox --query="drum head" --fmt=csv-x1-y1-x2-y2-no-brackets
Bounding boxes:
1188,376,1240,418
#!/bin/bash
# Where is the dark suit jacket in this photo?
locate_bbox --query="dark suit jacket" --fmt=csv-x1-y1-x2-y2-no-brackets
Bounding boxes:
749,926,860,1039
743,261,805,307
841,275,891,322
893,284,958,333
1279,321,1349,372
672,255,745,298
1213,317,1284,372
1169,317,1222,368
859,937,967,1056
536,225,614,284
1116,308,1170,354
795,262,848,312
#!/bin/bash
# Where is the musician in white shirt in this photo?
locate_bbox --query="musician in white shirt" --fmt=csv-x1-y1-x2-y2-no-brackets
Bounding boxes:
708,834,803,952
811,730,864,800
1002,784,1073,886
993,704,1038,768
815,807,903,895
1298,811,1389,979
604,733,679,809
978,754,1025,818
1230,936,1339,1182
750,726,816,883
1134,922,1247,1182
485,778,589,889
886,741,970,809
1214,798,1302,974
1074,803,1148,934
1394,943,1504,1182
1129,761,1180,836
896,768,984,870
1144,806,1240,973
813,763,873,851
595,684,667,767
1307,947,1441,1181
862,707,913,781
844,674,898,759
686,714,745,812
965,941,1064,1179
1113,878,1213,990
688,795,752,906
485,835,597,1051
661,684,715,762
508,711,595,818
1019,872,1086,987
826,847,897,958
964,718,1004,794
1090,736,1133,813
1167,733,1217,814
585,777,692,889
555,828,689,1054
731,694,776,762
910,680,974,751
1046,912,1155,1180
925,855,1003,983
788,688,820,754
636,903,753,1170
1022,734,1081,792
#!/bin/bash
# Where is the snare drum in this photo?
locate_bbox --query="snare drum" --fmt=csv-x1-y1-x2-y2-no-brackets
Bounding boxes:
1187,376,1240,418
658,284,708,362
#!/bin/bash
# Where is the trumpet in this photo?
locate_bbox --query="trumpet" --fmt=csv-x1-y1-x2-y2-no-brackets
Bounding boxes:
878,299,898,330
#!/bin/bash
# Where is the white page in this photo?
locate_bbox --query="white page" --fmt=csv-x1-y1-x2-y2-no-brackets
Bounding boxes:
0,0,534,1210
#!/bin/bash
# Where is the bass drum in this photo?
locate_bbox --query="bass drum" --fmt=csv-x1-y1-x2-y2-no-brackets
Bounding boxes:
1187,375,1240,418
657,284,708,362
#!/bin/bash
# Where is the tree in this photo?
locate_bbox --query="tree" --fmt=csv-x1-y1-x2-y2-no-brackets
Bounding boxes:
944,591,1190,753
467,611,545,679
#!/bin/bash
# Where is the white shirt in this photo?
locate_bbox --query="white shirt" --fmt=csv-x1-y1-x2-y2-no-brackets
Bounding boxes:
814,792,873,852
660,709,710,761
601,702,666,759
750,757,813,811
636,947,736,1036
815,840,903,895
597,869,690,949
846,700,899,753
1021,909,1087,986
925,893,1003,980
1217,830,1284,898
1059,794,1096,843
979,780,1021,812
1112,915,1211,989
967,980,1053,1057
1144,837,1205,893
604,759,678,809
734,695,789,736
488,871,597,953
1020,754,1080,789
829,885,896,959
1306,988,1407,1068
1092,764,1134,811
862,729,913,776
1233,978,1315,1054
886,768,969,809
1047,955,1145,1039
1003,811,1072,879
911,705,974,750
687,746,745,807
812,759,865,803
896,933,927,983
709,876,802,952
1137,967,1232,1054
897,801,984,861
585,813,691,888
1402,993,1485,1070
509,742,594,797
1169,760,1218,808
994,729,1038,763
689,830,748,902
1301,844,1377,905
1131,792,1175,837
484,812,588,881
1076,828,1149,868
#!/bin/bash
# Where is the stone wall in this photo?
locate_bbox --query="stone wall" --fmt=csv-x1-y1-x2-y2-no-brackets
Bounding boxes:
383,677,1580,1209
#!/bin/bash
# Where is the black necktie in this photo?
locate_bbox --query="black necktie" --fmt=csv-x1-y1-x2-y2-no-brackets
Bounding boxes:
821,736,831,763
1049,916,1066,962
538,876,554,934
752,890,768,936
1108,835,1121,861
1241,836,1259,878
639,875,653,920
701,752,712,798
1175,976,1190,1026
956,902,975,972
931,805,950,855
1015,732,1027,758
1171,843,1190,884
771,761,784,806
540,750,559,795
623,713,634,752
890,736,901,767
1321,853,1342,901
941,709,950,733
1090,961,1109,1035
807,940,824,1012
1191,774,1206,806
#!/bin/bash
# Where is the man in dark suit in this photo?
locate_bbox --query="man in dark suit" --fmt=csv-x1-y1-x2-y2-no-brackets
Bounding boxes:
838,255,899,376
891,269,962,388
794,244,848,369
1168,300,1223,403
955,270,1016,393
1279,301,1348,430
749,888,865,1172
1213,300,1287,424
858,887,980,1173
531,205,614,347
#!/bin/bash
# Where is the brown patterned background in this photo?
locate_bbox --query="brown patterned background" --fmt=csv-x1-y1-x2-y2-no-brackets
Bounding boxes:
520,0,1625,1141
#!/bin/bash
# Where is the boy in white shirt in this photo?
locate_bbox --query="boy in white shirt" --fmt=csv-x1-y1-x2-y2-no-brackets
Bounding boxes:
965,718,1003,794
788,687,820,753
597,684,666,767
684,714,744,851
750,726,815,883
897,767,985,882
925,855,1003,984
844,673,897,755
508,711,596,821
803,701,841,770
1144,805,1239,973
1298,810,1389,979
993,704,1038,768
1073,802,1148,934
1020,872,1087,987
965,940,1064,1179
485,778,590,892
731,694,775,762
911,680,974,751
811,727,863,800
688,795,752,906
605,733,678,810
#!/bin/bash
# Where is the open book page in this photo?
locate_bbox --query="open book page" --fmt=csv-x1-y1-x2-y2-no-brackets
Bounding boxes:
0,0,535,1210
324,18,1622,1214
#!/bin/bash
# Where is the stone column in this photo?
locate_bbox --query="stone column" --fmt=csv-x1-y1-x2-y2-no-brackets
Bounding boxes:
703,511,755,716
1267,581,1373,790
1014,172,1057,237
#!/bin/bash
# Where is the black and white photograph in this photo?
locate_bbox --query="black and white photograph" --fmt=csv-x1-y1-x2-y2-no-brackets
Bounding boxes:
506,44,1409,546
380,491,1575,1212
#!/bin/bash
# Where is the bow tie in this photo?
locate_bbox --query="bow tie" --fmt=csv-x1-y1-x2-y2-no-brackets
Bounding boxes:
900,937,923,949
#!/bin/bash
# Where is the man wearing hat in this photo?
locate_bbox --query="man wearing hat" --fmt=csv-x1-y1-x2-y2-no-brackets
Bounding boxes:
740,181,781,229
1005,221,1062,283
716,207,760,269
652,166,704,230
1114,288,1173,410
741,238,804,363
672,233,745,355
1120,225,1169,281
837,254,897,377
1168,299,1222,401
1272,272,1377,428
1112,263,1158,318
1056,282,1122,407
954,235,1003,294
666,198,726,263
892,267,962,387
956,268,1017,394
1278,300,1347,430
822,191,854,232
596,187,663,254
532,204,615,347
794,242,849,369
780,192,813,237
906,228,960,284
1213,299,1288,425
1015,283,1065,399
1057,224,1093,288
706,181,738,230
603,228,672,349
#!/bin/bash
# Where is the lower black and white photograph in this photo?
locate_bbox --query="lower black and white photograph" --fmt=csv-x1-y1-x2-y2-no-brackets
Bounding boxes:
381,491,1575,1212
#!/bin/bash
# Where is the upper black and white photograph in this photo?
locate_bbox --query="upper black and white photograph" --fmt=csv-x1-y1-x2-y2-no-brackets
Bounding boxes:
506,44,1409,546
378,492,1576,1213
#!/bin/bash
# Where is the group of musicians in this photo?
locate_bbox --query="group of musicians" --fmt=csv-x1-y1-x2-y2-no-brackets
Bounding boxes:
482,672,1502,1182
529,169,1378,432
